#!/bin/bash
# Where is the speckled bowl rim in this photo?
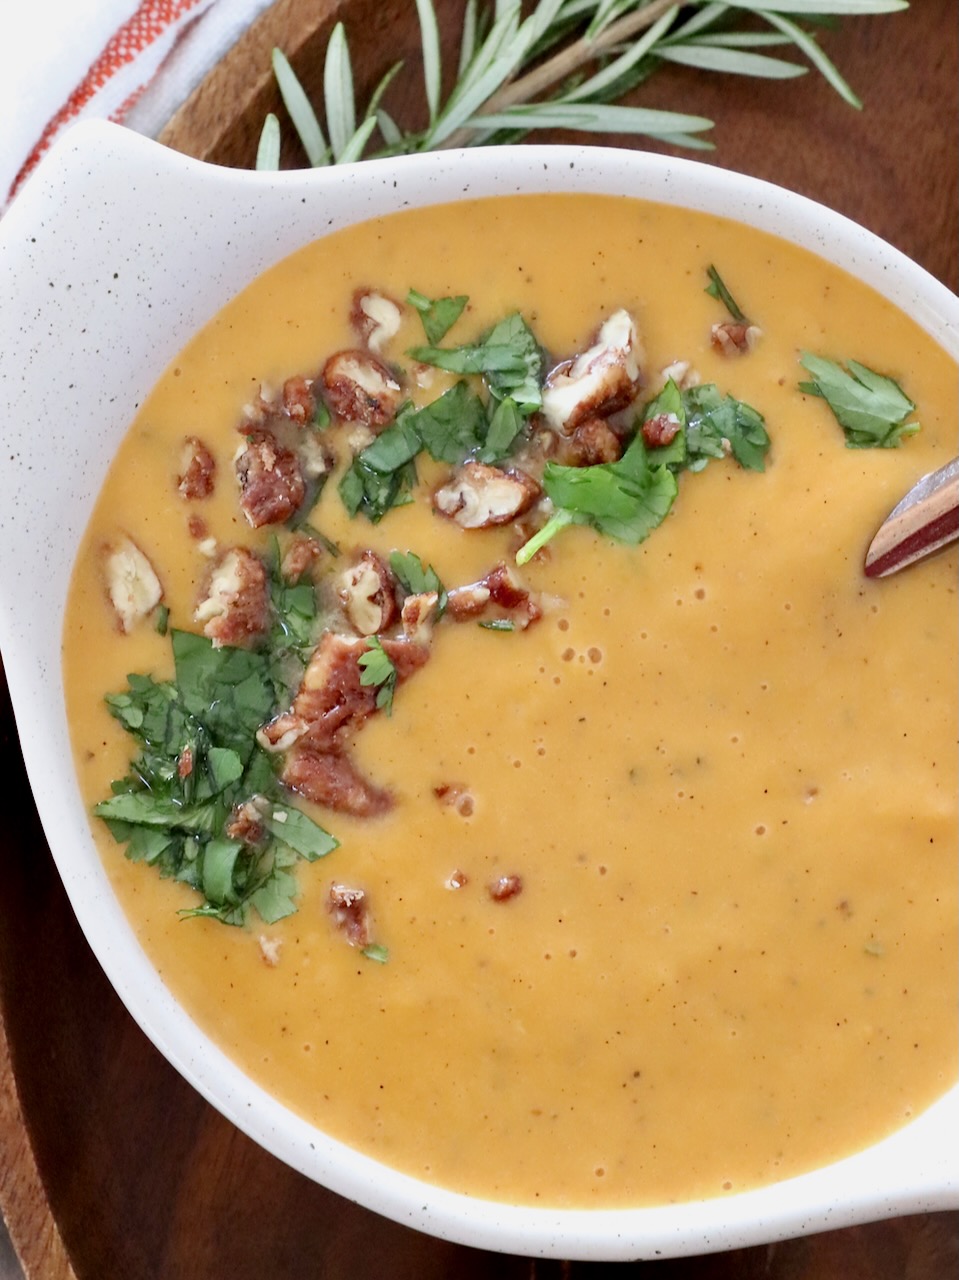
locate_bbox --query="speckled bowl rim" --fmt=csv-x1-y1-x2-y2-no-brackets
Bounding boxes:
0,121,956,1262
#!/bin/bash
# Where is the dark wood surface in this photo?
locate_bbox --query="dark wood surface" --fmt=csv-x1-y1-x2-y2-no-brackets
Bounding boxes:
1,1,957,1276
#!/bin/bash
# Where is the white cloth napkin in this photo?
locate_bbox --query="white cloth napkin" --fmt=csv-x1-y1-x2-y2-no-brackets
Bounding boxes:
1,0,275,209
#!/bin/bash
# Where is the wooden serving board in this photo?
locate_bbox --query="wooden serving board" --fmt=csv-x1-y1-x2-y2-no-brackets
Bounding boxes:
1,2,957,1276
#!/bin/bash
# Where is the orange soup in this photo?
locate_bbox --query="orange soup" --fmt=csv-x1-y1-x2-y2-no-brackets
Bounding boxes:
64,195,957,1207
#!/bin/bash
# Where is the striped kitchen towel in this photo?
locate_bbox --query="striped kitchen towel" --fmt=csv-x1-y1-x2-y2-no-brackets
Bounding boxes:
2,0,274,209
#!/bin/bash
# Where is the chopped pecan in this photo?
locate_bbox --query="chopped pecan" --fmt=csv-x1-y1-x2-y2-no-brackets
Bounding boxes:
177,746,194,779
282,375,316,425
554,416,623,466
276,632,429,751
328,883,372,947
642,413,682,449
488,874,523,902
298,430,334,481
434,461,540,529
710,321,762,357
542,309,643,434
194,546,270,648
337,551,398,636
235,427,306,527
659,359,700,390
103,536,163,633
283,746,393,817
226,798,268,847
187,514,208,541
177,436,216,500
447,563,541,629
445,582,492,621
281,534,323,583
401,591,439,644
322,350,402,428
350,289,403,354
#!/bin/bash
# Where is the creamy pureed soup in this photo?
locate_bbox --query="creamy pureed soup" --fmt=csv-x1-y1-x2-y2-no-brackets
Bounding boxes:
64,195,958,1208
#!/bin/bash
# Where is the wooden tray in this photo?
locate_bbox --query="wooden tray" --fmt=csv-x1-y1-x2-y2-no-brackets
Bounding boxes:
1,2,957,1275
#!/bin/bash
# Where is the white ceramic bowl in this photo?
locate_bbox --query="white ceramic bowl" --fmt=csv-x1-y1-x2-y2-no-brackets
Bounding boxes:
0,121,956,1261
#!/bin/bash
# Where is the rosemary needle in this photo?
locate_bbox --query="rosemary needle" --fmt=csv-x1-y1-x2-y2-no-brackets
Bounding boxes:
261,1,909,169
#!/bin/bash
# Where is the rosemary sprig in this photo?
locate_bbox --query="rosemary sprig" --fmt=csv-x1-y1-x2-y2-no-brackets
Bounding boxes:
256,0,909,170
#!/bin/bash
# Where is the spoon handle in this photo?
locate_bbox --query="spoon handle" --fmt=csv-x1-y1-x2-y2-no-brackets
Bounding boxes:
864,457,959,578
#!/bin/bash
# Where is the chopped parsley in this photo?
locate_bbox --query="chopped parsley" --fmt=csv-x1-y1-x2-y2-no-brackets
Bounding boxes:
266,538,321,704
361,942,390,964
389,550,448,615
705,264,748,323
95,630,337,926
357,635,398,714
517,380,769,563
683,383,770,472
798,352,921,448
339,451,418,523
409,311,544,414
407,288,468,344
339,381,532,523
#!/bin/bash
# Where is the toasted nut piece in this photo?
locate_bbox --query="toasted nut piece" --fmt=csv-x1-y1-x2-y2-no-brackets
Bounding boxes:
104,536,163,633
177,436,216,499
322,349,402,428
434,461,540,529
542,309,643,434
445,582,492,621
351,289,403,354
281,534,323,583
710,321,762,357
235,427,306,527
284,746,394,817
195,546,270,648
298,429,335,480
488,874,523,902
401,591,439,644
554,415,623,466
282,375,316,425
337,551,398,636
642,413,682,448
328,883,372,947
659,359,700,390
262,631,430,755
226,797,269,846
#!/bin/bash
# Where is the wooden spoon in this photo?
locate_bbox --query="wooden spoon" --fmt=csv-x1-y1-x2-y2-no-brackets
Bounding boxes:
864,456,959,577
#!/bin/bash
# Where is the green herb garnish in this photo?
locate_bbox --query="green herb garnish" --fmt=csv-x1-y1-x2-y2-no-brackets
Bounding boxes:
361,942,390,964
683,383,771,472
357,635,398,714
389,550,448,616
517,434,678,564
414,381,489,461
409,312,543,414
339,452,418,523
705,264,748,323
266,539,320,704
408,288,468,344
260,3,902,170
517,379,770,563
95,630,337,926
798,352,921,448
